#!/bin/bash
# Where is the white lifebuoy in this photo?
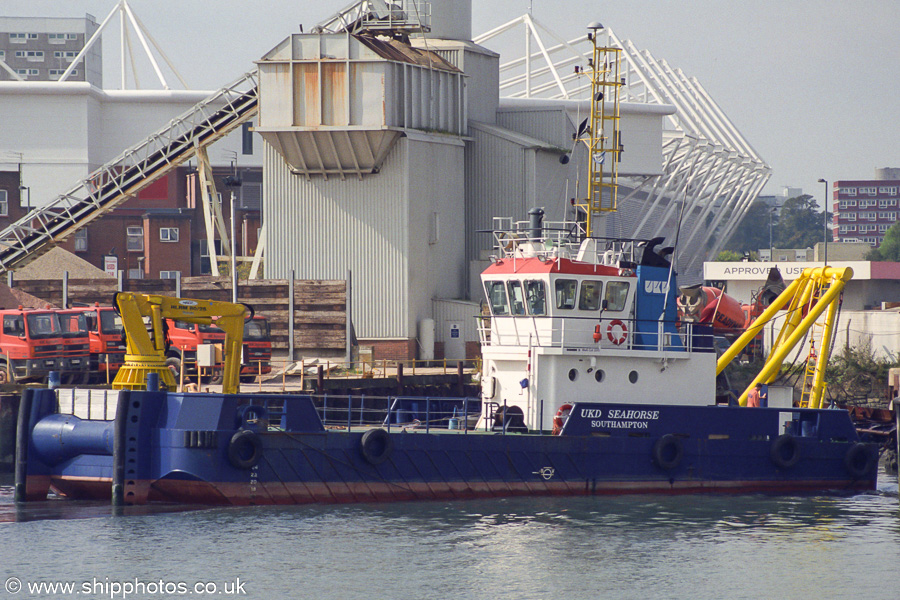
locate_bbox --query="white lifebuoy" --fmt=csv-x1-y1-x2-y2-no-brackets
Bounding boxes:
607,320,628,345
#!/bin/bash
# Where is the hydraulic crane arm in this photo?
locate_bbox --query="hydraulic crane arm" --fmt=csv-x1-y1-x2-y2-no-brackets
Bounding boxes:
716,266,852,407
113,292,251,394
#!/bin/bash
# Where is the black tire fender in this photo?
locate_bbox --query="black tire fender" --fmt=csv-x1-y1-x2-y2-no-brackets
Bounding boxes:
652,434,684,470
360,428,393,466
844,443,875,479
770,434,800,469
227,429,263,469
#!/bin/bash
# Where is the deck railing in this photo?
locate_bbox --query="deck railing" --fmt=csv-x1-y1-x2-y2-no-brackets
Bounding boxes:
478,314,716,354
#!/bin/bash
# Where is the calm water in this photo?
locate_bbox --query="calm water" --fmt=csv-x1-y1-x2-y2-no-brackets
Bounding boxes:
0,469,898,600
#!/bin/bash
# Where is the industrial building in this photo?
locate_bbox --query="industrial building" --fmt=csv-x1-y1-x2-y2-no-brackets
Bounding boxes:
0,0,768,361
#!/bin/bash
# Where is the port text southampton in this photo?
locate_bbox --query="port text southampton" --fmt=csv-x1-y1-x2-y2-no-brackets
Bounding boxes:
581,408,660,430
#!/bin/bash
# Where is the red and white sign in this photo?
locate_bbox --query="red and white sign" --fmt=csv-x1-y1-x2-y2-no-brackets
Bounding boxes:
104,256,118,278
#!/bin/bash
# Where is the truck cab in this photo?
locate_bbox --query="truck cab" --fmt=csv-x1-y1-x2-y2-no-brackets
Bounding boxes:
56,308,91,383
0,307,66,383
241,316,272,383
164,316,272,383
78,304,125,383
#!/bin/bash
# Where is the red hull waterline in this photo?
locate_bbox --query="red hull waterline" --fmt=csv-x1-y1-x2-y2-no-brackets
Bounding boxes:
41,476,875,506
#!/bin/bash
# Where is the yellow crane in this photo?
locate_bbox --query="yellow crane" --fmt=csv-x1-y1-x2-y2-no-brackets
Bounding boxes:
112,292,250,395
716,266,851,408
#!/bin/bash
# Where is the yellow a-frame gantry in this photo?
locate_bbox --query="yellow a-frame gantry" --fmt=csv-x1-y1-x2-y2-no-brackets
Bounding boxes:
716,266,852,408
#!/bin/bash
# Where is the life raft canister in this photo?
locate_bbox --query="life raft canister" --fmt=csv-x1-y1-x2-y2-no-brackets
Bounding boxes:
607,319,628,345
552,403,573,435
593,324,602,343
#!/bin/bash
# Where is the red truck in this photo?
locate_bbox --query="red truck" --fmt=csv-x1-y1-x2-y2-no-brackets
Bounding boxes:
165,315,272,383
74,304,126,384
56,308,92,384
0,307,85,384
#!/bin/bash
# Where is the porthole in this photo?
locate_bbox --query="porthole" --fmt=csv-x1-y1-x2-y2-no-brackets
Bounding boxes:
595,369,605,383
628,370,639,384
568,368,579,381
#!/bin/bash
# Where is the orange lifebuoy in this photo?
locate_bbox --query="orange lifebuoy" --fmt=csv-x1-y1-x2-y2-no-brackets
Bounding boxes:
552,403,573,435
607,319,628,345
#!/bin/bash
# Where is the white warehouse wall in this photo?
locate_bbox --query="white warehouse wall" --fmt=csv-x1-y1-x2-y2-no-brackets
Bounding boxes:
0,82,264,207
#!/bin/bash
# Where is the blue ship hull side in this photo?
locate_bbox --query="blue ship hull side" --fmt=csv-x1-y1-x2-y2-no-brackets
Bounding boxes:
22,390,878,505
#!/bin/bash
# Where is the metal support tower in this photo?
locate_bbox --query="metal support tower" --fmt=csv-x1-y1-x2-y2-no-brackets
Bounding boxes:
576,29,623,235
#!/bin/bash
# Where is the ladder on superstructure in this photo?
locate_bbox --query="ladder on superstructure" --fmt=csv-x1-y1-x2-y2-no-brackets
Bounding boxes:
576,26,623,237
0,71,259,273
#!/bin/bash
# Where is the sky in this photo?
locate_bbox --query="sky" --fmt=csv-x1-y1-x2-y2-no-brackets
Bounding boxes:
3,0,899,201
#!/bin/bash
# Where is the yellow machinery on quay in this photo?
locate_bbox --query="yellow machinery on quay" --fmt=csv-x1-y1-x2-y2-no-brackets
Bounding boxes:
111,292,250,395
717,266,852,409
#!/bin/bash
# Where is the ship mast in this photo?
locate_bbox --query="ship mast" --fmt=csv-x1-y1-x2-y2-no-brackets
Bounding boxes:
576,22,623,237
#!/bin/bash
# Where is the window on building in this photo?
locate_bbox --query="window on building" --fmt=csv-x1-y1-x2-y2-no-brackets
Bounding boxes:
0,190,7,216
66,34,78,40
879,224,890,233
49,69,77,79
0,51,5,61
14,69,39,78
25,51,44,62
9,33,26,43
160,271,180,279
428,212,439,245
242,121,254,155
27,34,37,40
54,51,78,61
126,226,144,251
74,229,87,252
127,268,144,279
48,33,66,44
846,213,856,221
159,227,179,242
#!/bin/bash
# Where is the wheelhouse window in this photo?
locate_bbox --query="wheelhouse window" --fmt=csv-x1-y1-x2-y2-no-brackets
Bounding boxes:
578,280,603,311
555,279,578,310
507,280,526,315
525,280,546,315
484,281,510,315
605,281,630,312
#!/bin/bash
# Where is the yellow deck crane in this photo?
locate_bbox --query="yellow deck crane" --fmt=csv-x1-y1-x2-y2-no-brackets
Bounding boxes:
716,266,852,408
112,293,250,395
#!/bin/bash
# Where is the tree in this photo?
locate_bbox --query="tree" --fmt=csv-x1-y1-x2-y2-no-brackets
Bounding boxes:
724,199,773,253
716,250,744,262
773,194,829,249
867,221,900,261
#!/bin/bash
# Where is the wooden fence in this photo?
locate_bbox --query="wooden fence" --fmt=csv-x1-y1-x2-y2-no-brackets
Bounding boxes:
9,276,346,356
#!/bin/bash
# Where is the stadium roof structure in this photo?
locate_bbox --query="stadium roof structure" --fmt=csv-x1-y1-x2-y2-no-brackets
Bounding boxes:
475,14,771,281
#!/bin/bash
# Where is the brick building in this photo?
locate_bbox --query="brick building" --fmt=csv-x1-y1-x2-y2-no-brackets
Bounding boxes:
833,168,900,247
0,166,261,279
